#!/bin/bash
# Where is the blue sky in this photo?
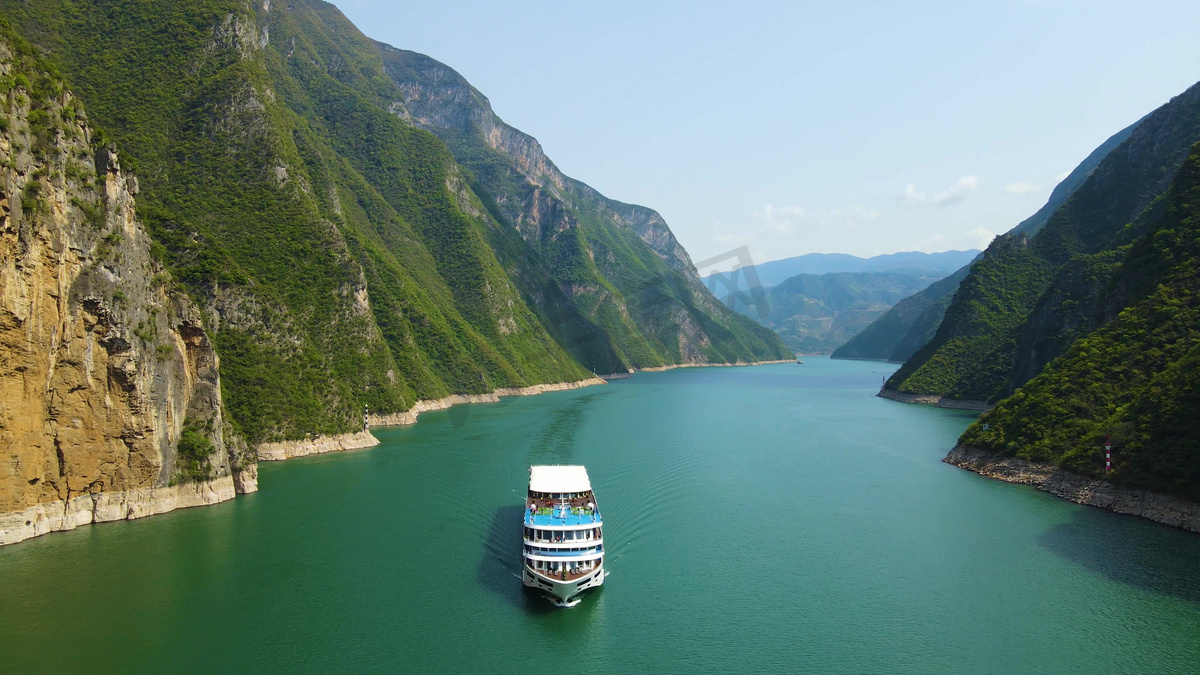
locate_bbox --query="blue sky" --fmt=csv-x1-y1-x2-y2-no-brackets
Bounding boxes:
333,0,1200,265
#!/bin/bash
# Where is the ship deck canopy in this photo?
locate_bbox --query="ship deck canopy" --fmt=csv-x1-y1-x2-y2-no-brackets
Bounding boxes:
529,465,591,494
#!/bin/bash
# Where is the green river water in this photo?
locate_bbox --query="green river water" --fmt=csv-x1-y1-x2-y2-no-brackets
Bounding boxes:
3,358,1199,673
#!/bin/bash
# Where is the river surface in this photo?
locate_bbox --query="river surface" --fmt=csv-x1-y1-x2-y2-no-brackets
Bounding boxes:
3,358,1200,673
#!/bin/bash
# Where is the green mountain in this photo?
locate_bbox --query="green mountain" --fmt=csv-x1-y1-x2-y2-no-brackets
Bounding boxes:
831,266,971,362
833,118,1141,363
0,0,787,450
735,272,941,354
375,45,788,370
883,82,1200,403
958,141,1200,501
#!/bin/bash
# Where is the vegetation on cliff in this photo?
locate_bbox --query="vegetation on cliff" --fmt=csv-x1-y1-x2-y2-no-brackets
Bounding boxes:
0,20,240,517
835,119,1141,364
0,0,787,448
375,44,791,369
884,81,1200,402
959,143,1200,501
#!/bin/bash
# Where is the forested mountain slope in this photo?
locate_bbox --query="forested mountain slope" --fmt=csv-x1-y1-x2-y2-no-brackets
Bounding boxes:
0,0,788,452
884,81,1200,403
956,141,1200,502
375,44,789,369
833,118,1142,363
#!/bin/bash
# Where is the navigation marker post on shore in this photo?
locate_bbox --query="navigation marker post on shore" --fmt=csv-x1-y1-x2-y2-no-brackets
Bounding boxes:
1105,436,1112,472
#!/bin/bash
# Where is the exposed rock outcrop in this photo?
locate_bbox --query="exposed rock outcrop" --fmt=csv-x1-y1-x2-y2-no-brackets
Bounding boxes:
256,430,379,461
878,389,991,411
0,475,237,545
945,445,1200,533
0,39,252,546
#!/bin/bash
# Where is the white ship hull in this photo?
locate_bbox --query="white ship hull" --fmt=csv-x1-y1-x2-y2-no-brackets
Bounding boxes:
522,562,605,606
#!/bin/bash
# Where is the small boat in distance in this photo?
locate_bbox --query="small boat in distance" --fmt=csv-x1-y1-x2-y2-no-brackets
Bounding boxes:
522,465,605,607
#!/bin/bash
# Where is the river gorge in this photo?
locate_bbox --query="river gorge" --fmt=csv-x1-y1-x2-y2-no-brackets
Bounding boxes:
2,359,1197,672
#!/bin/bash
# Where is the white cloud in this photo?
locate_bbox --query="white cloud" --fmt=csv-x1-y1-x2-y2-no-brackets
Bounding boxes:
1004,182,1040,195
753,203,878,236
901,184,926,206
963,227,997,249
1054,170,1071,183
906,227,995,253
902,176,980,207
931,176,980,205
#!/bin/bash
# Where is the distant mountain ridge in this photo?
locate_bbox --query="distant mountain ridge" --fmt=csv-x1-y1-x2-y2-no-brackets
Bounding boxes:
735,271,942,354
705,249,978,290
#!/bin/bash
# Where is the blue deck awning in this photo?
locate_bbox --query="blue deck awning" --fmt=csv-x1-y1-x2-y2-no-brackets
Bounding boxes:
524,510,601,527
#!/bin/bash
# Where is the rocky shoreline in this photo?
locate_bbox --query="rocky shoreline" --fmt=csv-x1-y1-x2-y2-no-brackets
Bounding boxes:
368,378,607,427
0,378,606,546
878,388,992,411
2,363,793,546
0,471,258,546
945,445,1200,533
632,358,795,373
256,430,381,461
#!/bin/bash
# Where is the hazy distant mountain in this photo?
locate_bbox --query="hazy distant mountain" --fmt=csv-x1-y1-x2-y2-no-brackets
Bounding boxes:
704,249,977,291
731,271,944,354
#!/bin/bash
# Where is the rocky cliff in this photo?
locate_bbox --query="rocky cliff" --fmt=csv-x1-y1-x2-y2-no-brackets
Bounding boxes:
0,0,791,544
0,34,254,545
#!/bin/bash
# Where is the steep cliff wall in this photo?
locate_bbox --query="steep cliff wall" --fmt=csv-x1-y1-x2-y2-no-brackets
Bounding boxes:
0,35,253,546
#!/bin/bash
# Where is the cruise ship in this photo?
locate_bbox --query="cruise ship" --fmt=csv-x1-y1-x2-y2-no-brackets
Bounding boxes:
522,465,605,606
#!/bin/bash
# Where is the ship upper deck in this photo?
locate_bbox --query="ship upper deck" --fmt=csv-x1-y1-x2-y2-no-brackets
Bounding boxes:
526,466,600,528
524,492,600,528
524,507,601,527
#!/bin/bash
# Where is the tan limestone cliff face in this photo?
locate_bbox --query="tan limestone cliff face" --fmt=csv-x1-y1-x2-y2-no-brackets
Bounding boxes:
0,42,251,537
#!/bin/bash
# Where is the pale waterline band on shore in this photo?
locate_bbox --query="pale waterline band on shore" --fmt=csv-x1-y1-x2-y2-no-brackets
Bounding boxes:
0,471,255,546
878,388,993,411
